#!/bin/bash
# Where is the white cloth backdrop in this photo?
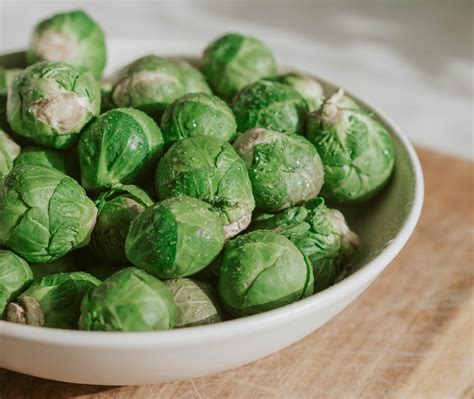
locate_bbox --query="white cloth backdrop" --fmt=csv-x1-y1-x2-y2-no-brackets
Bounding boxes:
0,0,472,159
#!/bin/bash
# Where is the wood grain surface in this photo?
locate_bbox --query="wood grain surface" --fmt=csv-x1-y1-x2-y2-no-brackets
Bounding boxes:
1,147,473,399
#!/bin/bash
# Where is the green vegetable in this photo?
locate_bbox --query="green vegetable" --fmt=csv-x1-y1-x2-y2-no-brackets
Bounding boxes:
0,70,29,133
79,267,177,331
161,92,237,144
78,107,164,192
0,130,21,180
7,61,101,149
0,250,33,317
202,33,277,100
232,79,307,134
270,73,325,112
218,230,314,316
111,55,185,118
164,278,222,327
126,196,225,279
91,185,153,263
172,58,212,94
234,128,324,212
156,136,255,237
14,146,78,177
30,253,77,279
0,164,97,263
0,67,22,95
307,89,395,203
251,197,359,291
7,271,100,329
26,10,107,79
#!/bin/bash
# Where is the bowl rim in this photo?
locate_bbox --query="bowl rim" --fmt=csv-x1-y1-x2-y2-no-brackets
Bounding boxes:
0,53,424,347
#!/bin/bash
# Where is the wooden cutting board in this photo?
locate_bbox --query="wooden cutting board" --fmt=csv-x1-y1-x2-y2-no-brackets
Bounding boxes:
1,147,472,399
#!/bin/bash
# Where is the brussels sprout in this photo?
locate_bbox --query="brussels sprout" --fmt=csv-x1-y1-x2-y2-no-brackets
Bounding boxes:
156,136,255,237
202,33,277,100
111,55,186,118
307,89,395,203
78,108,164,192
0,130,21,179
126,196,225,279
234,128,324,212
7,271,99,329
91,185,153,263
7,61,101,149
0,164,97,263
1,69,23,133
14,146,78,177
0,67,22,94
270,73,325,112
172,58,212,94
251,197,359,291
0,250,33,317
26,10,107,79
30,253,77,279
218,231,314,316
161,93,237,144
79,267,177,331
232,80,308,134
163,278,222,327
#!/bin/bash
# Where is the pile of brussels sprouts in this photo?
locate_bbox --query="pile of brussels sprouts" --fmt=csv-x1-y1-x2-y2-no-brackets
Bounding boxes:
0,10,395,332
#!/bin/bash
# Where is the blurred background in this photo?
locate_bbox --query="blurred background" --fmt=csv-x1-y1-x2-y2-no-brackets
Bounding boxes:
0,0,472,159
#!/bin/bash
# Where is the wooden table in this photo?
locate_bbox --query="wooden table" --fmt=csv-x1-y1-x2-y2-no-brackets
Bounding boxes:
1,148,472,399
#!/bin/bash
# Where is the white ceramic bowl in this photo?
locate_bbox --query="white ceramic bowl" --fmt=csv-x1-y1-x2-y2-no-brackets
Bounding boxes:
0,41,424,385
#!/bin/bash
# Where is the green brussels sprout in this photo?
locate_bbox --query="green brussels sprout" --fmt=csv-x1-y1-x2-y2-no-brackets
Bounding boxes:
218,231,314,316
234,128,324,212
251,197,359,291
270,73,325,112
164,278,223,327
232,80,308,134
0,68,21,133
30,253,78,279
125,196,225,279
91,185,153,263
78,108,164,192
0,164,97,263
26,10,107,79
0,130,21,179
0,250,33,317
79,267,177,331
307,89,395,203
111,55,186,118
0,67,22,94
14,146,78,177
7,61,101,149
202,33,277,100
156,136,255,237
172,58,212,94
160,92,237,144
7,271,99,329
